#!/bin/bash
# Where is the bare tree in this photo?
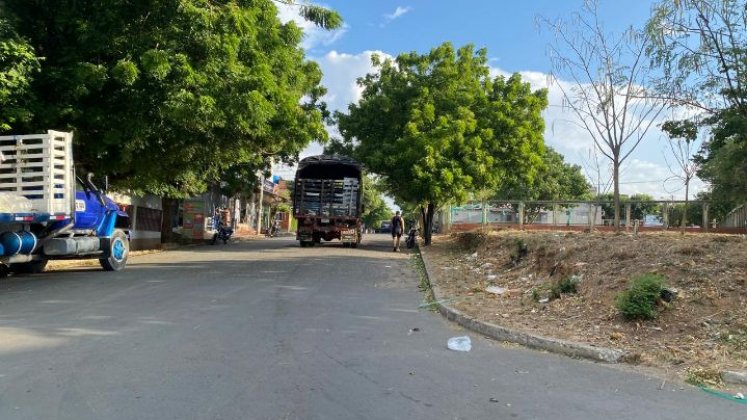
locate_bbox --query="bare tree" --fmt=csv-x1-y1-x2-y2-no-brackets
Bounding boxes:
579,146,613,229
660,119,703,229
540,0,666,229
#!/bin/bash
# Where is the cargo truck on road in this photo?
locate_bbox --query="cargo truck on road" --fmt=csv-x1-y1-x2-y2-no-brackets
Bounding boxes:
292,155,363,248
0,131,130,275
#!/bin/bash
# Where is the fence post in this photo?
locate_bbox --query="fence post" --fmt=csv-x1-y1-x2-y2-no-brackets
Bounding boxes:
662,202,669,229
481,200,487,227
518,202,525,231
703,202,709,232
625,203,632,232
553,204,559,226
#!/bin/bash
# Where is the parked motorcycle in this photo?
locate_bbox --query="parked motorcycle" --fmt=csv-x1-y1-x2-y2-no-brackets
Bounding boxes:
405,227,418,249
211,223,234,245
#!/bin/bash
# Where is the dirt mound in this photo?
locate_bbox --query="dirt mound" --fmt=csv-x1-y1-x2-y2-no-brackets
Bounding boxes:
426,230,747,387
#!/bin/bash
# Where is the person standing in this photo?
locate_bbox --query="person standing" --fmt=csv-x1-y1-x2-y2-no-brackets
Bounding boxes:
391,210,405,252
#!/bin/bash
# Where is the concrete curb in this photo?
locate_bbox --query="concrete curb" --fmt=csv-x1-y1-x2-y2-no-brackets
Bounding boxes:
722,370,747,386
418,248,626,364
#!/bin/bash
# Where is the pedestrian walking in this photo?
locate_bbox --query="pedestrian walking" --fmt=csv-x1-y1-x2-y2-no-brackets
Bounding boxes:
391,211,405,252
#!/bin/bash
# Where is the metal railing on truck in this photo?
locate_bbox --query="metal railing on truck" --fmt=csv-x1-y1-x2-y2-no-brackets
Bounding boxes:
293,177,360,217
0,131,74,218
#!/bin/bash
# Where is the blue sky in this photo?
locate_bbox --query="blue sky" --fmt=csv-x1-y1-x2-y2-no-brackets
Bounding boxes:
275,1,703,200
308,1,654,71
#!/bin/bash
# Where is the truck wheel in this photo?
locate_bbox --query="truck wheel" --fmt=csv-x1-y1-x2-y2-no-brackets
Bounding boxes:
100,229,129,271
11,260,48,274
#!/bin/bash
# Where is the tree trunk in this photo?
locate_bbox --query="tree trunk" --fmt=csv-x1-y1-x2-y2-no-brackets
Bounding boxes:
422,202,435,246
681,180,689,232
161,197,176,243
420,205,427,243
613,157,621,231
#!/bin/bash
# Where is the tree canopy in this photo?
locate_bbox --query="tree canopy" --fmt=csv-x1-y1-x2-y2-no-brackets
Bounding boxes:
647,0,747,211
495,147,591,202
0,17,39,131
360,176,392,229
335,42,548,244
596,193,660,221
2,0,332,198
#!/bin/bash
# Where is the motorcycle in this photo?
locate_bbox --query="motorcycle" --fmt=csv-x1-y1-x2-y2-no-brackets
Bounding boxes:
405,227,418,249
211,222,234,245
265,222,279,238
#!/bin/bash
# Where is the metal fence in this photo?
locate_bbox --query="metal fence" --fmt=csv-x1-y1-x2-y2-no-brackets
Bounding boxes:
722,204,747,229
446,200,747,234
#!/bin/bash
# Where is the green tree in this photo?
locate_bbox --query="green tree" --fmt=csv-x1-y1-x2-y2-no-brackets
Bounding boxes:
0,17,39,131
699,109,747,205
629,194,660,220
596,193,659,222
668,202,704,228
361,176,392,229
3,0,337,241
693,190,732,225
647,0,747,208
274,1,342,30
336,42,548,245
496,147,591,201
495,147,591,223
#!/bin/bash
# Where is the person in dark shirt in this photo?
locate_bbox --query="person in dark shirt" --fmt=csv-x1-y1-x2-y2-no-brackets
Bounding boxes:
391,211,405,252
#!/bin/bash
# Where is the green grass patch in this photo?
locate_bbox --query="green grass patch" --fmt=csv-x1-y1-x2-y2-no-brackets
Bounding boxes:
616,273,666,321
411,251,436,308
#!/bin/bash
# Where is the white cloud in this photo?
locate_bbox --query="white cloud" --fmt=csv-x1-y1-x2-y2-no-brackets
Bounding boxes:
275,2,347,50
384,6,413,22
273,50,391,174
313,50,393,113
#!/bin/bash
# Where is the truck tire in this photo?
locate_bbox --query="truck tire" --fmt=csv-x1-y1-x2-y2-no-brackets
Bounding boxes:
11,260,48,274
100,229,129,271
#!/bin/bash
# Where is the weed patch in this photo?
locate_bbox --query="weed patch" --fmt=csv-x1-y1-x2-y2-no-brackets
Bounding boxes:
616,273,666,320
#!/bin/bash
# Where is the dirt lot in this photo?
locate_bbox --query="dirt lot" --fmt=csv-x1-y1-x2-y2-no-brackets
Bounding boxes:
424,230,747,387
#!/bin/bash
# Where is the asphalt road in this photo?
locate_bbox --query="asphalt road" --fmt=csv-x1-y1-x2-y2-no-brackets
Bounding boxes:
0,234,742,420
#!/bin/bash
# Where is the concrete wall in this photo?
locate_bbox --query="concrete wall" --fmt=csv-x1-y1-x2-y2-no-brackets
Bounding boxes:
109,192,164,250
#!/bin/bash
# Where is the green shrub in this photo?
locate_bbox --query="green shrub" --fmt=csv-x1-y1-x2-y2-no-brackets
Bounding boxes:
616,274,666,320
557,276,579,294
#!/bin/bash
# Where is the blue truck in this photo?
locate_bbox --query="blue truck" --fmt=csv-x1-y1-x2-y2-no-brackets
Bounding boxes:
0,131,130,275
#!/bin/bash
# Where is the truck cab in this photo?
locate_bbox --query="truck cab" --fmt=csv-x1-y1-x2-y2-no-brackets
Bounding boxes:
73,176,129,235
0,131,131,274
